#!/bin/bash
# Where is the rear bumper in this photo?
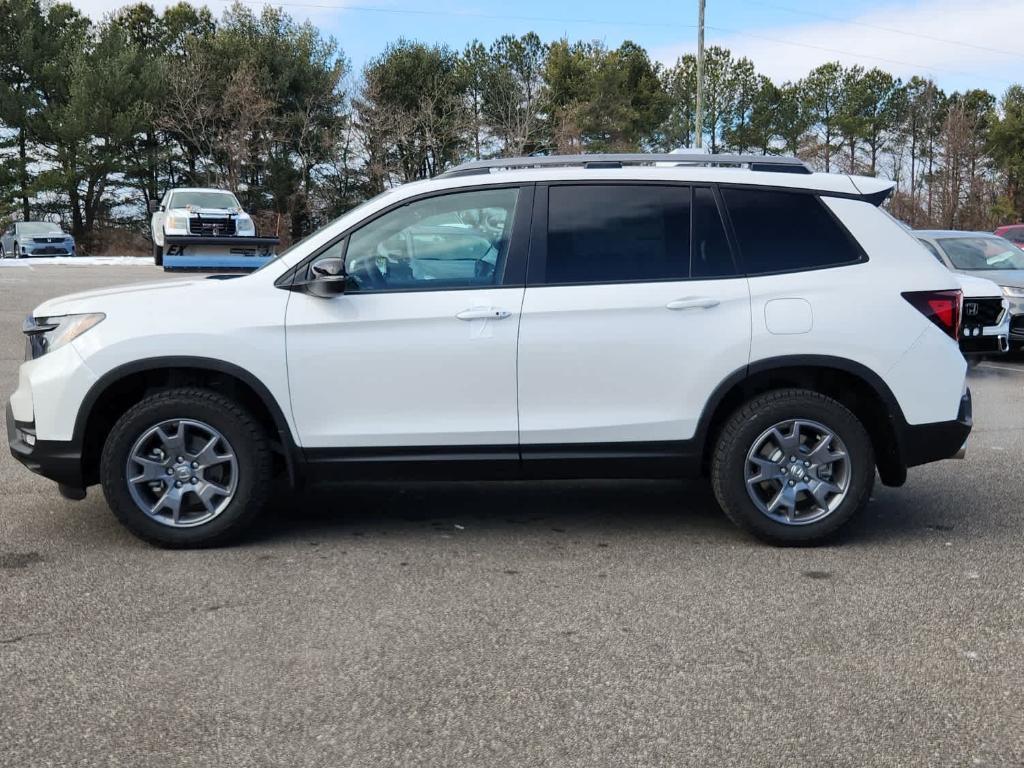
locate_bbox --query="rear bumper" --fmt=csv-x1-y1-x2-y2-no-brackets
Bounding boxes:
899,389,972,468
6,402,84,489
960,334,1009,354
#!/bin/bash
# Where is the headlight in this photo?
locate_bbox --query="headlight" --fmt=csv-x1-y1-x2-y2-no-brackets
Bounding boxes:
236,217,255,235
23,313,105,359
1001,285,1024,299
164,214,188,232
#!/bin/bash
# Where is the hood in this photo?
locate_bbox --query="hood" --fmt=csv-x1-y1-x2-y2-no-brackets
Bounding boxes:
955,269,1024,289
32,278,207,317
953,272,1003,298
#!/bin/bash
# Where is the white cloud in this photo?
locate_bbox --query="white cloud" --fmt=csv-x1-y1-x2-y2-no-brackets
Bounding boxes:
652,0,1024,95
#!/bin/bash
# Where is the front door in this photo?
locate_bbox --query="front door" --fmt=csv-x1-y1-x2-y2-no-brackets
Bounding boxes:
516,183,751,466
285,185,532,458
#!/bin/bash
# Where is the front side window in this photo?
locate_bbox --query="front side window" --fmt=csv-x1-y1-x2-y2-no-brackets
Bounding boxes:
545,185,690,285
343,187,519,292
722,188,864,275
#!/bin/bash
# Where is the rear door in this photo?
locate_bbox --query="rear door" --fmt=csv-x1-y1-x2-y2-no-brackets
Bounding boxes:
516,183,751,467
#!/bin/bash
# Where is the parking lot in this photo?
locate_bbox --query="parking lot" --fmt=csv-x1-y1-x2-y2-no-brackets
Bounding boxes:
1,264,1023,766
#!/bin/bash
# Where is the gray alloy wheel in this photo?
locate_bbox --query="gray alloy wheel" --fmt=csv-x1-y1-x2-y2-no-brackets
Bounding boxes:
744,418,851,526
125,418,239,528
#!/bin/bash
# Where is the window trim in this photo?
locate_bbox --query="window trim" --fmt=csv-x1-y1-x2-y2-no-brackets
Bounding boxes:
717,184,869,278
276,182,535,294
527,180,744,289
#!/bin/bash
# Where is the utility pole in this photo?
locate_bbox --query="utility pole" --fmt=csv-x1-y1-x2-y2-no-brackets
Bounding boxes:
694,0,706,149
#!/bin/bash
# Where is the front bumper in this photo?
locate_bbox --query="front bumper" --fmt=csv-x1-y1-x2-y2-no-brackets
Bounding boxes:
7,402,85,489
899,389,972,468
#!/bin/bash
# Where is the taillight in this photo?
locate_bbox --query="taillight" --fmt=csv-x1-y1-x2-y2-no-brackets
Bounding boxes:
902,290,962,341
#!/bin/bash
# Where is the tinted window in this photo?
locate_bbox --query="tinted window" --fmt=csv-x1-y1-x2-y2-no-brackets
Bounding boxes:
344,187,519,291
722,188,863,275
546,185,689,284
692,187,735,278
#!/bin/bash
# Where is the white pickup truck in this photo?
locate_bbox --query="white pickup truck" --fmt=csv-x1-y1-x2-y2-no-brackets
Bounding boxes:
149,187,277,270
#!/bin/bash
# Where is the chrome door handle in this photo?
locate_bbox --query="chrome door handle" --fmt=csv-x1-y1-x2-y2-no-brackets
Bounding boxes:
456,307,512,320
666,297,720,311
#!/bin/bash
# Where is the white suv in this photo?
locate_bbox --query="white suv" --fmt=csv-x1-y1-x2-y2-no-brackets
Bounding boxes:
7,154,972,547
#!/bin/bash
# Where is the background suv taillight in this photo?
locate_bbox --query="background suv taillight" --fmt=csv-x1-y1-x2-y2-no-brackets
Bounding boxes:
902,290,962,342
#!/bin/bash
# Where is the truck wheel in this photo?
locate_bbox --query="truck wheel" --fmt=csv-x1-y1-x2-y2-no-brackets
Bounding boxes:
100,388,273,548
711,388,875,545
153,241,163,266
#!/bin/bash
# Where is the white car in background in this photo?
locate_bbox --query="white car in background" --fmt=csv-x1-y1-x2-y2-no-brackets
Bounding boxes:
149,188,258,266
916,234,1011,360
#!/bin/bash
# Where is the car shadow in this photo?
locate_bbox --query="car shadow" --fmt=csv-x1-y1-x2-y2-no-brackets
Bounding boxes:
239,477,966,548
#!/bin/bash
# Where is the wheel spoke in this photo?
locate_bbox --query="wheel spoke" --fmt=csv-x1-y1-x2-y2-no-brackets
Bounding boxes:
129,456,169,484
747,456,782,484
194,435,233,468
197,481,229,513
808,479,841,510
807,432,845,467
156,422,186,457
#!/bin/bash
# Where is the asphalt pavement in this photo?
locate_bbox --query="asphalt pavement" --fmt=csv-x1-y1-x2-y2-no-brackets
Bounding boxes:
2,264,1023,767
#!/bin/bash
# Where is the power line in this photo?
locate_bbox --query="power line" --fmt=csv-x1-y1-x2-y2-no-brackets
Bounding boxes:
738,0,1024,61
201,0,1016,86
704,23,1016,87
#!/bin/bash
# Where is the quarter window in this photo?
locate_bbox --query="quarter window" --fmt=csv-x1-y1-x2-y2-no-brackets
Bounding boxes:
343,187,519,292
722,188,864,275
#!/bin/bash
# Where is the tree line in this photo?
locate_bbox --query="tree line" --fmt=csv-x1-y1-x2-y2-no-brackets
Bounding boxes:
2,0,1023,252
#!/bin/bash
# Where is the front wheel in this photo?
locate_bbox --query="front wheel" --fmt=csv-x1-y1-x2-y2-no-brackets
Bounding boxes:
100,388,273,547
153,240,163,266
711,389,875,545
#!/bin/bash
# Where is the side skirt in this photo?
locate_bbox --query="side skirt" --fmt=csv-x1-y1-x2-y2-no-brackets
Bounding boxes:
303,441,703,482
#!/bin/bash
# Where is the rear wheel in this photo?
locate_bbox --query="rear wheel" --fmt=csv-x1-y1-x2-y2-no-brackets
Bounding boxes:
711,389,875,545
100,388,273,547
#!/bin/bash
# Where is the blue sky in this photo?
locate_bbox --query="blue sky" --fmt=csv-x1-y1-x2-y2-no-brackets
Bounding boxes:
72,0,1024,97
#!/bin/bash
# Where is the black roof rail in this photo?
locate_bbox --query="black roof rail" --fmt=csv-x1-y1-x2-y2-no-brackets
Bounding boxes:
439,153,813,178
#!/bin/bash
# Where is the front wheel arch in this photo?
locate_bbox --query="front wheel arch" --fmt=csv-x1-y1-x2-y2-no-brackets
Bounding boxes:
78,359,299,488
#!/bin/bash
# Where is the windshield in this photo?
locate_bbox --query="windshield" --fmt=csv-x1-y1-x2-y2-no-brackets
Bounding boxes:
169,191,240,210
938,236,1024,271
19,222,62,234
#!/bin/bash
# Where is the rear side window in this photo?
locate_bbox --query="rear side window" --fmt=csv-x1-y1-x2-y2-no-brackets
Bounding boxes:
546,185,690,284
722,188,864,275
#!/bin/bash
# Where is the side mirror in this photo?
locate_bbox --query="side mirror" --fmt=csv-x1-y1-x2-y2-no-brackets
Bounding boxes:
148,200,161,213
301,256,348,298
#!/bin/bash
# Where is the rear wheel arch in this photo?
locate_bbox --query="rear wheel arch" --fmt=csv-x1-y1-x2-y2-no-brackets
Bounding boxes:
77,358,299,487
698,356,907,487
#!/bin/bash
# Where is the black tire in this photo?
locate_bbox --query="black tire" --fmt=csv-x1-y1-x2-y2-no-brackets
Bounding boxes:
710,388,875,545
153,241,163,266
100,388,273,548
